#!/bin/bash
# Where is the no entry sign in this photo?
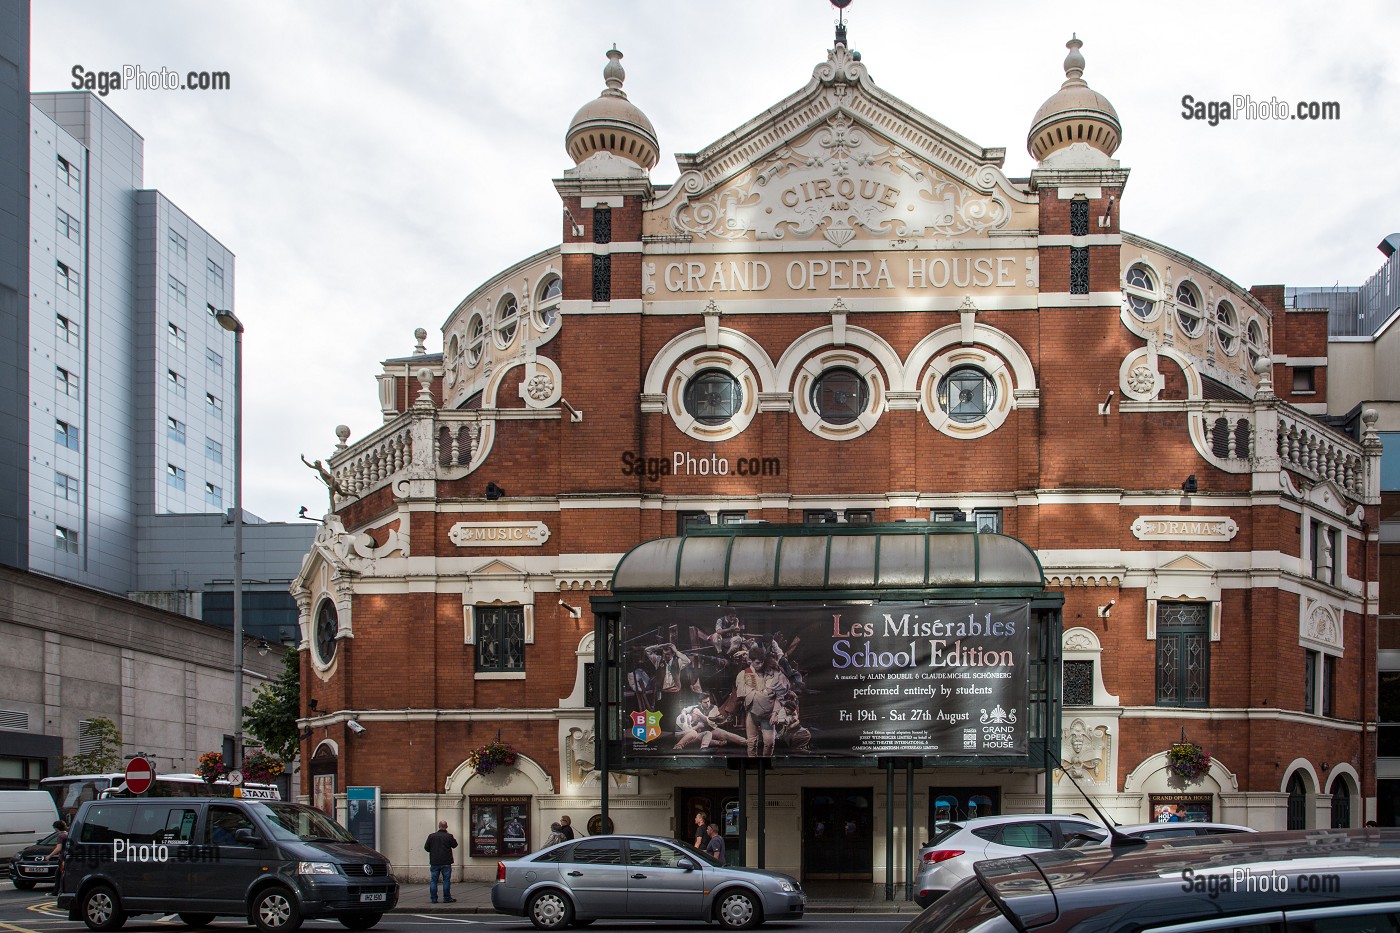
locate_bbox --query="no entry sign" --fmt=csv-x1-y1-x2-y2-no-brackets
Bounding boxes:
124,756,155,795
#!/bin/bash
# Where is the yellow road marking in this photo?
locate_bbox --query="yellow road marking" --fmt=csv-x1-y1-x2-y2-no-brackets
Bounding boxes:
0,918,46,933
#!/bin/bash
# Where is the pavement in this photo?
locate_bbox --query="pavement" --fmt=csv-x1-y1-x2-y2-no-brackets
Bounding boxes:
391,880,922,914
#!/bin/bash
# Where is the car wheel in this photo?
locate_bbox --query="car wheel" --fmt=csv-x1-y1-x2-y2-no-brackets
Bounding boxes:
715,889,760,930
80,884,127,932
338,912,384,930
527,889,574,931
178,914,217,927
252,887,302,933
13,879,36,890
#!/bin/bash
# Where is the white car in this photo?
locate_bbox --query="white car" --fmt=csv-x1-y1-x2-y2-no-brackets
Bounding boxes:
1062,821,1257,847
913,813,1102,908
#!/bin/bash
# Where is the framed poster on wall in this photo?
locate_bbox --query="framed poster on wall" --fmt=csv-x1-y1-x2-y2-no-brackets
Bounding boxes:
1149,793,1213,823
312,773,335,818
469,795,530,858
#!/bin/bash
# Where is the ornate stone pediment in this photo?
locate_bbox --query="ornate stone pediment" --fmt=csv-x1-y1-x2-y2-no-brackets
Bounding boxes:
650,45,1031,248
1299,596,1343,654
669,112,1012,247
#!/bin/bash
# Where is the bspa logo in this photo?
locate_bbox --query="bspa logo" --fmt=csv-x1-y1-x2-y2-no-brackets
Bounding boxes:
630,710,663,744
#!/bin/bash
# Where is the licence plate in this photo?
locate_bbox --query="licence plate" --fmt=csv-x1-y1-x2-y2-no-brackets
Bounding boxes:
21,867,43,874
359,893,386,903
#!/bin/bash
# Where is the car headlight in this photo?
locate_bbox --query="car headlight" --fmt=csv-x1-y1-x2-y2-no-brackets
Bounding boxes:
298,862,339,875
778,880,796,892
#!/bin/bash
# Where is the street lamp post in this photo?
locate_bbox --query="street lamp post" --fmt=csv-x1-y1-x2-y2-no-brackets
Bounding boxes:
214,308,245,768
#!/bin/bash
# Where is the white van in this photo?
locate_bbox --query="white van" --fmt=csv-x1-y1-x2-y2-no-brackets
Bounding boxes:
0,790,60,876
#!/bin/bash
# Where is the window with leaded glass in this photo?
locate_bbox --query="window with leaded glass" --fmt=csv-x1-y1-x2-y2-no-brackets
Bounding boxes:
476,606,525,673
1069,199,1089,236
811,367,868,425
684,369,742,425
938,367,995,423
1063,659,1094,705
1156,601,1209,707
1069,246,1089,294
591,254,610,302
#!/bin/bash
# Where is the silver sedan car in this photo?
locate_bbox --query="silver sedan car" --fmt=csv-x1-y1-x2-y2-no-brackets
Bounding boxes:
491,834,805,930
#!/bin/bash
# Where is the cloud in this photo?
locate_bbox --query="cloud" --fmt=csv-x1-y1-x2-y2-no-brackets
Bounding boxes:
31,0,1400,521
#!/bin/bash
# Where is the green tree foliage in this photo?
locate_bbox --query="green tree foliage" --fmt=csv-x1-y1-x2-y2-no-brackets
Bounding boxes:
242,649,300,762
60,716,123,774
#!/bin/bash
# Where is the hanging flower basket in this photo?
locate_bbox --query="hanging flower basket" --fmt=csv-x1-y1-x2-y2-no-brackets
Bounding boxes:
241,751,286,785
467,740,518,777
196,751,229,784
1167,742,1211,784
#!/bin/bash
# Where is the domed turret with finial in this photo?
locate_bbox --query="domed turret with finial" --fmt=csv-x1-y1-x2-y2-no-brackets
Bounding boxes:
1027,35,1121,162
565,47,659,170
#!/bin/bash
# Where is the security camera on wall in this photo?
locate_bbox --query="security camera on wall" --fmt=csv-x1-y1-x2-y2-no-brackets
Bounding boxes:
347,719,366,735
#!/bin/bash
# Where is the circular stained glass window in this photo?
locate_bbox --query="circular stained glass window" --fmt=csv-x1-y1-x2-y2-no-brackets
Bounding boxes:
811,367,868,425
315,600,338,665
683,369,742,425
938,367,995,423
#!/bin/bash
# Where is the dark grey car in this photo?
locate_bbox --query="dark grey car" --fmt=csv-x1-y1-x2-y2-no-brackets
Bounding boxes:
9,831,60,888
491,834,804,930
900,828,1400,933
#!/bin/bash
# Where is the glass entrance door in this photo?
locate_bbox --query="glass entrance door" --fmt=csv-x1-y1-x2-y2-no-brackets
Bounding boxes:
802,787,873,881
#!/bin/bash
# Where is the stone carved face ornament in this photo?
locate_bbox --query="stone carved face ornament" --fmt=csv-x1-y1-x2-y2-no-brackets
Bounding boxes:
672,112,1009,246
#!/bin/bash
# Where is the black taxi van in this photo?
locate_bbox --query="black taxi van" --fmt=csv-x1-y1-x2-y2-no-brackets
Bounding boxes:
900,828,1400,933
57,796,397,933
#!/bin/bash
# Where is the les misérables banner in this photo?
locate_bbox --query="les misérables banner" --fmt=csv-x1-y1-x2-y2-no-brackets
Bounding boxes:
620,603,1029,760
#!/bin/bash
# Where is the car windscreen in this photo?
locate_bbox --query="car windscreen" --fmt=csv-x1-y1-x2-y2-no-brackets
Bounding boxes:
903,877,1014,933
250,802,356,843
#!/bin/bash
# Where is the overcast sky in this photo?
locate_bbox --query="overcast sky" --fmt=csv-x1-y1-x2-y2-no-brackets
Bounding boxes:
29,1,1400,523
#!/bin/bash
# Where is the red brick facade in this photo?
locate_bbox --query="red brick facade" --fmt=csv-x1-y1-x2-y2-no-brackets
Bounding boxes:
293,40,1380,881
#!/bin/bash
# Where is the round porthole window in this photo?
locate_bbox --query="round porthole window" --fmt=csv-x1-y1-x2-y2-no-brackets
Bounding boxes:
315,600,338,665
938,367,995,423
466,314,486,366
683,369,742,425
811,367,868,425
1124,263,1158,320
495,295,519,348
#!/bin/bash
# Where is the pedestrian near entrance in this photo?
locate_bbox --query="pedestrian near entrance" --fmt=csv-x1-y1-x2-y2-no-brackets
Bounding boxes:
692,812,708,849
545,822,566,846
558,814,575,840
47,820,67,894
705,823,725,864
424,820,458,903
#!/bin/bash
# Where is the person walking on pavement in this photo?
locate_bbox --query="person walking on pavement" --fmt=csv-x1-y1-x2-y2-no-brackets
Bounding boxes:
692,812,708,850
704,823,726,864
424,820,458,904
558,814,575,840
545,821,567,846
47,820,67,894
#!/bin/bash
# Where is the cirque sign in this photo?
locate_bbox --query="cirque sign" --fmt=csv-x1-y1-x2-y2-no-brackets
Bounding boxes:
620,603,1030,761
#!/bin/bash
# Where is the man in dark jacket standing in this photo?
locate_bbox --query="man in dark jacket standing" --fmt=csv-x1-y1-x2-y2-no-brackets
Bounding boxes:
424,820,458,903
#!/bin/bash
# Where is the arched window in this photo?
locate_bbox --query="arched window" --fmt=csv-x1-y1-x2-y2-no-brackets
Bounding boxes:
1330,778,1351,828
1287,772,1308,830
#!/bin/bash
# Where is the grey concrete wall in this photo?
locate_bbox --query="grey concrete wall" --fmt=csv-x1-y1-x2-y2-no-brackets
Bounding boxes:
0,565,287,775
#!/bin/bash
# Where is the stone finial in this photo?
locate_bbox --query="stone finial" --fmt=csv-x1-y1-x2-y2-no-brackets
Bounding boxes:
1063,35,1085,84
1362,408,1381,446
413,328,428,355
603,47,626,97
415,368,436,410
1252,354,1273,399
335,424,351,451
